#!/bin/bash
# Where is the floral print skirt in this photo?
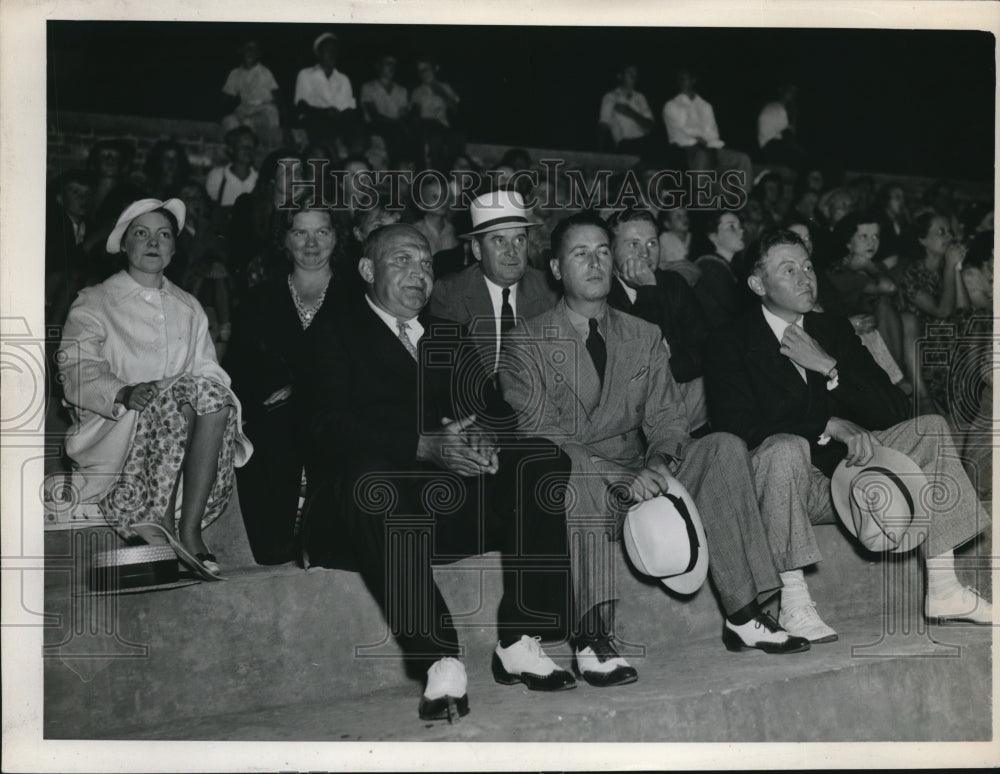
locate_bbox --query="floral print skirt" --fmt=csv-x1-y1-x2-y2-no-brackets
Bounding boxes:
99,374,238,539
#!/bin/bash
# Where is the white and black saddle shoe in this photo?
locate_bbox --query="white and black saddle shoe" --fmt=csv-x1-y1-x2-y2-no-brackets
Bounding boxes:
418,657,469,723
491,635,576,691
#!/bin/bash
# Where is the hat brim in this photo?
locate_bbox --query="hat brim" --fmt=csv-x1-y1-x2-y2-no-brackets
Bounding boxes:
75,576,202,597
460,220,542,239
623,492,710,595
831,446,929,553
105,198,186,254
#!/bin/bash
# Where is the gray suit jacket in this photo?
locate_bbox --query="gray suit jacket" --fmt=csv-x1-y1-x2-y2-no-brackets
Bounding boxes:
429,262,557,371
500,299,691,613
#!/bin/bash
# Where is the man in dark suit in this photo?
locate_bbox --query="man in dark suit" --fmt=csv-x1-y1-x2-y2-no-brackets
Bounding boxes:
297,223,577,723
606,207,710,433
502,212,810,688
704,228,992,643
430,189,558,374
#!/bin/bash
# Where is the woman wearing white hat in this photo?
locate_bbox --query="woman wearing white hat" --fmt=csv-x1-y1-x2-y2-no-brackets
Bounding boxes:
58,198,252,580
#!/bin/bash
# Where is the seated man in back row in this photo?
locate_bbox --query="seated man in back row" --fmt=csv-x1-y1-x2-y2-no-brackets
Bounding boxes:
703,228,991,644
501,212,810,689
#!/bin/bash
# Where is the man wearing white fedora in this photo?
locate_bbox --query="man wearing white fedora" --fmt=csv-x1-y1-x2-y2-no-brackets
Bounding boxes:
502,212,809,689
704,227,992,644
430,189,558,375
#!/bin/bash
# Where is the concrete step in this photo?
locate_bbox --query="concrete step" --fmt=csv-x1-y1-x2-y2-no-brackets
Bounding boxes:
42,505,992,740
92,620,995,743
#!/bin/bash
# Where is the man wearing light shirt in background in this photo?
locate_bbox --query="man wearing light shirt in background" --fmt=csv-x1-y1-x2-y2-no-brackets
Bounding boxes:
294,31,364,157
663,69,753,197
598,64,655,156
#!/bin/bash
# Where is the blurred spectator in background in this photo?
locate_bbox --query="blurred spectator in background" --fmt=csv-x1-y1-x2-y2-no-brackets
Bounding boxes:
176,180,232,359
228,148,304,296
46,169,96,329
692,210,747,329
896,211,971,415
84,139,144,281
657,206,699,286
412,172,458,257
822,211,905,384
294,31,364,158
874,182,909,270
663,69,753,196
410,56,462,171
206,126,260,208
751,171,788,229
143,140,192,201
960,229,993,312
220,39,282,145
360,54,411,164
597,64,655,156
757,83,805,168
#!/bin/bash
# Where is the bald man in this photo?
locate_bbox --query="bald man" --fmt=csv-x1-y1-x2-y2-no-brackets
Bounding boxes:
296,224,577,723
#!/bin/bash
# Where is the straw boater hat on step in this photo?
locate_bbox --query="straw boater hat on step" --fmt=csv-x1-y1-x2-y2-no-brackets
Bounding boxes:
831,446,930,553
460,190,541,238
80,544,200,596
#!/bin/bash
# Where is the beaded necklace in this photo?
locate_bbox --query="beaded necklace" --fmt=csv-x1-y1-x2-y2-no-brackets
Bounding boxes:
288,274,330,329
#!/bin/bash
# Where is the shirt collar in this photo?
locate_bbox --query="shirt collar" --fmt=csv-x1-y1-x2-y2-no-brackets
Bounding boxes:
761,303,802,343
564,300,607,340
365,293,423,336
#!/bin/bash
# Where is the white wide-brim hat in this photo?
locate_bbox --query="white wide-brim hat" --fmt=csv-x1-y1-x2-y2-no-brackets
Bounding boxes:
622,487,709,594
460,189,541,239
106,198,186,254
831,446,930,554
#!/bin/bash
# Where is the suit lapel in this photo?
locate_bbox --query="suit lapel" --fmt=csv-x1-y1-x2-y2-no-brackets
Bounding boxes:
357,300,418,381
745,307,810,398
594,308,634,421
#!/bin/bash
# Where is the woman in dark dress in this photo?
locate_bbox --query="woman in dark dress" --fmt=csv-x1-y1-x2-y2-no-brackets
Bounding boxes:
224,204,342,564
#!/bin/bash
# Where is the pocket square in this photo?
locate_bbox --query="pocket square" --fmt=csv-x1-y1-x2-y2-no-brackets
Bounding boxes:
629,366,649,382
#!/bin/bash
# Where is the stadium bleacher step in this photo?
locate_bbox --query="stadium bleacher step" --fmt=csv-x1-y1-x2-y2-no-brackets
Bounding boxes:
42,500,991,741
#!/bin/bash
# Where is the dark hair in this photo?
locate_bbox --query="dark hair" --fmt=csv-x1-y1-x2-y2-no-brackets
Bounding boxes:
606,207,658,237
876,182,905,210
258,148,302,188
832,210,881,255
550,211,612,259
275,203,347,271
143,140,192,182
964,230,994,271
690,209,740,257
224,125,258,149
746,228,808,276
499,148,531,170
913,210,945,241
55,168,96,190
86,138,135,174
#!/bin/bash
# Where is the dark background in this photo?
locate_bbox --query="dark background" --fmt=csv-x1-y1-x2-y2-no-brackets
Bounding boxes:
48,22,996,180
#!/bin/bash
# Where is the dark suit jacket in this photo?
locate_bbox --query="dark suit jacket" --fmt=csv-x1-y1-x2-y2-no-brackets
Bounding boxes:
703,305,910,477
429,262,558,372
296,295,510,480
607,270,708,383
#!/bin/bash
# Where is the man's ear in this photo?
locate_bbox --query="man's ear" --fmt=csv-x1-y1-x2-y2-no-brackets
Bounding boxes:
549,256,562,282
470,238,482,263
358,257,374,284
747,271,765,298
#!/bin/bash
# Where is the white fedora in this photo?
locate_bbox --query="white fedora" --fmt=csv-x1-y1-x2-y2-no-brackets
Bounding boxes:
831,447,930,553
622,486,709,594
106,198,186,254
460,189,541,238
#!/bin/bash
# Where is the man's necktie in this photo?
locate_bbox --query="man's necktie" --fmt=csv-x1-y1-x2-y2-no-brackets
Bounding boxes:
586,318,607,388
500,287,515,334
396,320,419,362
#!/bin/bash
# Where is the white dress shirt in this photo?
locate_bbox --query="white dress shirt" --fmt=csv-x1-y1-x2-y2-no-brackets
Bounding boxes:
366,294,423,349
294,65,357,110
761,304,807,383
663,92,725,148
598,87,653,145
483,276,517,368
757,101,789,148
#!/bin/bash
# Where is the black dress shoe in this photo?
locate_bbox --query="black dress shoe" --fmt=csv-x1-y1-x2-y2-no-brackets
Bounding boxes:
723,612,811,654
573,638,638,687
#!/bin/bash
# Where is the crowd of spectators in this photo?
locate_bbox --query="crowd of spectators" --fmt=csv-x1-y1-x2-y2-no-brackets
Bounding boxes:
45,27,994,560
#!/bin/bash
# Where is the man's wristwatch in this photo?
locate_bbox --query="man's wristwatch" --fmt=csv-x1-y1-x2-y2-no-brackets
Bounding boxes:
825,362,839,391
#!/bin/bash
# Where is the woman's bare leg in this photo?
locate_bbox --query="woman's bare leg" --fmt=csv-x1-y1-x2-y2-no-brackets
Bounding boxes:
177,406,232,556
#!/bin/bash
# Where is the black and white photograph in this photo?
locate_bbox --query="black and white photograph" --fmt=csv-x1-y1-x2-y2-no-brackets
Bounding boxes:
2,0,997,770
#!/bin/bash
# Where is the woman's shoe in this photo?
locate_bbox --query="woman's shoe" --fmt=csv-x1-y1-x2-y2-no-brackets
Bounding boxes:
195,552,223,578
132,522,226,582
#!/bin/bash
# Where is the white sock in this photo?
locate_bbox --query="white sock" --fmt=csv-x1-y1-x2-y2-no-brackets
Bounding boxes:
926,549,963,599
779,569,814,609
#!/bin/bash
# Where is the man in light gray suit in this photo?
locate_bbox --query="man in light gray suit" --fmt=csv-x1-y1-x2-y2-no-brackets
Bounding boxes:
430,189,557,374
501,212,809,688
